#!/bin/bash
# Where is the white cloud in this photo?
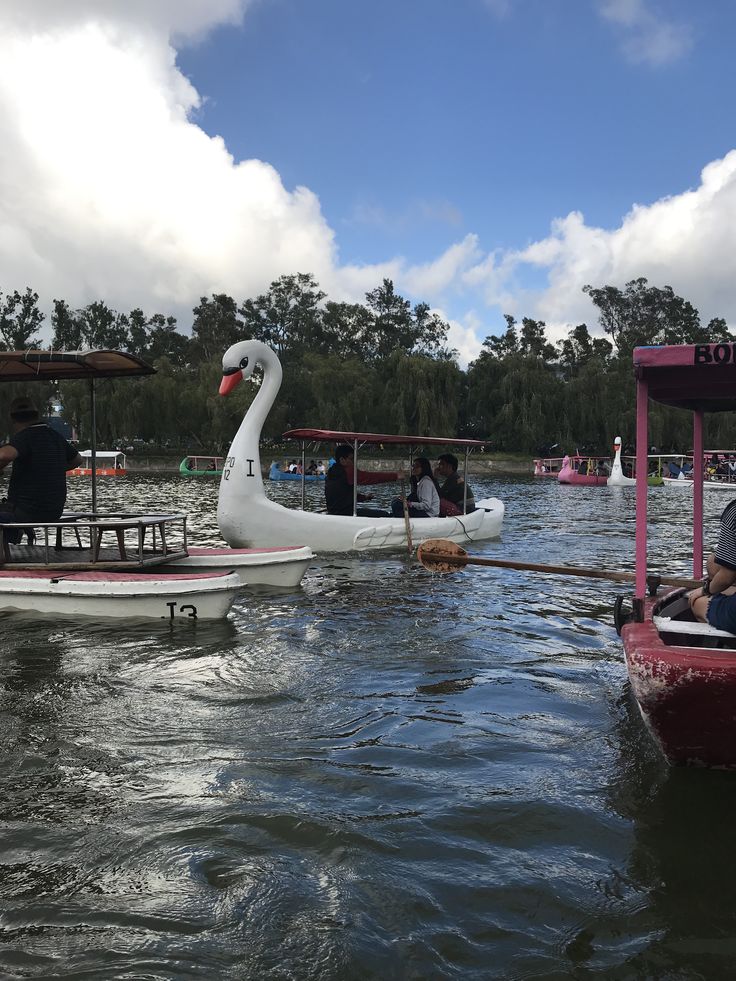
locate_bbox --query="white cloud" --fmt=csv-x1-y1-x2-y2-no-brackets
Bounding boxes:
0,0,359,327
0,0,248,42
464,151,736,335
598,0,693,66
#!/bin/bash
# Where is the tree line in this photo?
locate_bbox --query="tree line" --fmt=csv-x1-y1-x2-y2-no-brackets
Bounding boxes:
1,274,735,455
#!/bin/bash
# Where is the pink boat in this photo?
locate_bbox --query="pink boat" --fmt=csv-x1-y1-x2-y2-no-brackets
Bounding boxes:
557,454,609,486
617,342,736,767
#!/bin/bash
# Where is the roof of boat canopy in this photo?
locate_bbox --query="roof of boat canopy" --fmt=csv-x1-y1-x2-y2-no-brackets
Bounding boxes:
634,343,736,412
282,428,489,448
0,350,155,382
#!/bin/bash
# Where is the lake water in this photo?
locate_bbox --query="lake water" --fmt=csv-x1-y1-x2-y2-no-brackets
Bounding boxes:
1,473,735,979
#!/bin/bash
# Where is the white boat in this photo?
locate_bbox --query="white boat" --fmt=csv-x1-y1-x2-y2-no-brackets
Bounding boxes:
216,340,504,552
607,437,664,487
0,569,240,619
70,449,127,476
0,350,242,620
607,438,634,486
160,545,313,587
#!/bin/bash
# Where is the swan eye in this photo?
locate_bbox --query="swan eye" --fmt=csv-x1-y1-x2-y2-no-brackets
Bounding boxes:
239,356,249,370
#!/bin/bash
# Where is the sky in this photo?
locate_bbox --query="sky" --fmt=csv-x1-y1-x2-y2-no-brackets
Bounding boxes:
1,0,736,364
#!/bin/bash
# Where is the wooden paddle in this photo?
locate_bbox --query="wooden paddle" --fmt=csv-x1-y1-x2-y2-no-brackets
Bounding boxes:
415,538,701,589
400,479,413,557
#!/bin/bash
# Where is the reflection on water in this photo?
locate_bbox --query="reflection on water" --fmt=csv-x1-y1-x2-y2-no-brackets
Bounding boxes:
0,473,733,977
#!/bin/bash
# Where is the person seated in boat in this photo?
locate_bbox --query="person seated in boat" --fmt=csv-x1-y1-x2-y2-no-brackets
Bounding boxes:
0,396,83,544
288,460,298,473
688,498,736,626
317,460,326,476
392,457,440,519
206,461,216,471
306,459,318,476
434,453,475,516
325,445,403,517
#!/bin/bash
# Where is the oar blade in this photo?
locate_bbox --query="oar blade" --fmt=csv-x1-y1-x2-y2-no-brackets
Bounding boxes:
417,538,467,573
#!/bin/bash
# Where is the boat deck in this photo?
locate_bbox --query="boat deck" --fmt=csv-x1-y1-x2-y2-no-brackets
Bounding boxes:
0,512,188,571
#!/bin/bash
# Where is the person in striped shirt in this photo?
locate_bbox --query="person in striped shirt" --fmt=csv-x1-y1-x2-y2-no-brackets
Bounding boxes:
689,499,736,630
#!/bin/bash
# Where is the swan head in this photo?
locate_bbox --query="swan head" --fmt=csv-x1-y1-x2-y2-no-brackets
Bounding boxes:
613,436,622,450
219,340,264,396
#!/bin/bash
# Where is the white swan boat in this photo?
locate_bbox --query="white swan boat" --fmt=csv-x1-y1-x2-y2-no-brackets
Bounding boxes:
607,437,664,487
216,340,504,552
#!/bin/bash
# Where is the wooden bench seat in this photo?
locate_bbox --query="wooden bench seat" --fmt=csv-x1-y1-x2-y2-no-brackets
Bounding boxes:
654,615,736,640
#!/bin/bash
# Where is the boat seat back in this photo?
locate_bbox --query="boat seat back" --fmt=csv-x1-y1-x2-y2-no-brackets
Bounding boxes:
654,615,736,640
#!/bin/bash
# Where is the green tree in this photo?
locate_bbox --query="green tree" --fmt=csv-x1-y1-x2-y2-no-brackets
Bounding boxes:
190,294,244,365
51,299,84,350
0,288,44,349
240,273,326,362
583,278,707,357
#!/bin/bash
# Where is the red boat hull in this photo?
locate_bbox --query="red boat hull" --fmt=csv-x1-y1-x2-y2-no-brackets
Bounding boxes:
622,592,736,767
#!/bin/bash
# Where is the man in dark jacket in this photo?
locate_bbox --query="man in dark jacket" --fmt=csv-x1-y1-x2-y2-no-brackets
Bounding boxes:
435,453,475,515
325,445,404,516
0,396,83,542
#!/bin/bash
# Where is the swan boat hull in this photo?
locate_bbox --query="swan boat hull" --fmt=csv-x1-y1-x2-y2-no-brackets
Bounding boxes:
216,339,505,553
159,545,313,587
0,570,240,620
622,588,736,768
220,494,504,552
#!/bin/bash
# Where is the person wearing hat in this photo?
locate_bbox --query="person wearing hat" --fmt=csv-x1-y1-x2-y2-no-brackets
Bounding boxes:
0,396,83,543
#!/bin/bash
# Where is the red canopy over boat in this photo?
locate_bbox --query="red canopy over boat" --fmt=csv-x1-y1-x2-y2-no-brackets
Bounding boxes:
282,428,488,448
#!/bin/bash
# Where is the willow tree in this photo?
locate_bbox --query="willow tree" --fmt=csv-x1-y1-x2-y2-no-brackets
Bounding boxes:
380,350,463,437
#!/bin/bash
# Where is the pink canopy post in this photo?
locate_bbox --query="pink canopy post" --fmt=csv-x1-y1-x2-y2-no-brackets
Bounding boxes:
692,410,704,579
635,375,649,600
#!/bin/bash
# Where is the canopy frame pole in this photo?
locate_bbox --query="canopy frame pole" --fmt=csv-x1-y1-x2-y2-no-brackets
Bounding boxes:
463,447,469,513
635,375,648,604
352,438,358,516
693,410,704,579
89,379,97,515
300,440,306,510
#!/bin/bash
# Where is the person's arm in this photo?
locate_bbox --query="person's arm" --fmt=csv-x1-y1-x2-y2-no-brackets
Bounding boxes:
353,467,405,486
66,452,83,470
0,445,18,471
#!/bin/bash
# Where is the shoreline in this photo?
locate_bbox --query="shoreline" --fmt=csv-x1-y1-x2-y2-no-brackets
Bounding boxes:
124,455,533,476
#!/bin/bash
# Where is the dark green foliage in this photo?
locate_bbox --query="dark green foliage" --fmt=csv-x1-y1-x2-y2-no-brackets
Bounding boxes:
0,288,44,349
4,274,736,455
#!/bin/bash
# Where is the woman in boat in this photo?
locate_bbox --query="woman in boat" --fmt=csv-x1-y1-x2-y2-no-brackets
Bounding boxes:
325,445,403,517
391,457,440,519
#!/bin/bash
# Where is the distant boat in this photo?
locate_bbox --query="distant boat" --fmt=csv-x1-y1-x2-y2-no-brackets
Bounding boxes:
69,450,126,476
558,454,609,486
532,456,564,477
268,462,325,482
180,455,224,476
607,437,664,486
